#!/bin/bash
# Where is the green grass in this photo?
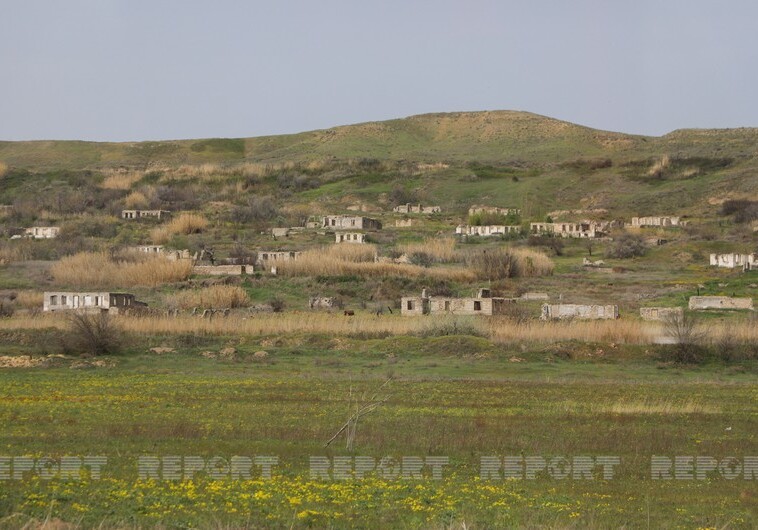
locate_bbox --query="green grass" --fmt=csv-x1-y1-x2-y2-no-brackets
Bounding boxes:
0,345,755,528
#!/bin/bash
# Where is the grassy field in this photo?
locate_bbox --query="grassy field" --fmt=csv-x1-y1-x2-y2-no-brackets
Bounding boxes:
0,341,755,528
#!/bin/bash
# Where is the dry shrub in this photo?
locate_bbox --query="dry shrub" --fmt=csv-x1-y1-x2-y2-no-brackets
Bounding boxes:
0,242,27,265
488,319,655,344
271,245,475,281
51,251,193,288
101,170,144,190
648,154,671,178
166,286,250,310
124,191,149,209
63,312,122,355
397,238,458,262
468,247,553,280
14,291,43,310
0,162,8,179
151,213,208,244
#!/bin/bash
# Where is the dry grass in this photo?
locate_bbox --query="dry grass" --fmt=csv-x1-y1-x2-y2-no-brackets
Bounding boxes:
648,154,671,177
0,161,8,179
51,252,193,288
124,190,149,209
151,213,208,244
100,170,144,190
488,319,656,344
271,245,475,281
165,286,250,310
467,247,554,279
397,237,458,262
14,291,44,310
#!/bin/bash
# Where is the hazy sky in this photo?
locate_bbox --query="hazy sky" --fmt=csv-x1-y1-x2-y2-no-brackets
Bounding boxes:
2,0,757,141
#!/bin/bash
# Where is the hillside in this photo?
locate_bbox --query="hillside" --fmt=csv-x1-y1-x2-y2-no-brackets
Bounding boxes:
0,110,685,169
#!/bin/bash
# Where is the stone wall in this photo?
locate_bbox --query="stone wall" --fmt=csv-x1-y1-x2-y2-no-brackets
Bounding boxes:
688,296,754,310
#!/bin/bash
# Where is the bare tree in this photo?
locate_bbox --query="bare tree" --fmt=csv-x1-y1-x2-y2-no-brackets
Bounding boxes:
662,312,706,364
325,378,392,451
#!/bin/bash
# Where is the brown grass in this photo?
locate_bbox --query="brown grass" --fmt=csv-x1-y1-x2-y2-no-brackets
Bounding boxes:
100,170,144,190
14,291,44,310
151,213,208,244
271,245,475,281
488,319,656,344
51,252,193,288
124,191,149,209
397,238,458,262
165,286,250,310
0,162,8,179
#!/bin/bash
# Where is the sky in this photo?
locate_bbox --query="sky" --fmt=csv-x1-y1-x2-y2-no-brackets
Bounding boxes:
2,0,758,141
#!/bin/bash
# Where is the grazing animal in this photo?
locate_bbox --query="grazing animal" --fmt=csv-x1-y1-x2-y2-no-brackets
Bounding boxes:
344,310,355,316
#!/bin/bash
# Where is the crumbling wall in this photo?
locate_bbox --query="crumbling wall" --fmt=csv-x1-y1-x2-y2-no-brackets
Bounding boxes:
193,265,248,276
688,296,754,310
540,304,619,320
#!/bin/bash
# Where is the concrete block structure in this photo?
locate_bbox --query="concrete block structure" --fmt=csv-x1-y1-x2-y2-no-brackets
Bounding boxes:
401,288,514,316
519,292,550,301
43,292,144,314
335,232,365,244
131,245,164,254
540,304,619,320
688,296,754,310
468,206,521,217
321,215,382,230
256,251,301,266
456,225,521,237
395,219,414,228
193,265,248,276
24,226,60,239
309,297,336,309
393,204,441,214
639,307,684,321
530,222,605,239
709,253,755,271
630,216,680,227
271,227,290,237
121,209,171,220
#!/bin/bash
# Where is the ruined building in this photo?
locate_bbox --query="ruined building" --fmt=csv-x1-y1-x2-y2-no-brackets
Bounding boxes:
630,216,681,227
455,225,521,237
121,210,171,220
401,288,514,316
639,307,684,321
688,296,754,310
709,253,755,271
19,226,60,239
530,221,610,239
393,204,441,214
468,206,521,217
335,232,365,244
43,292,145,314
540,304,619,320
320,215,382,230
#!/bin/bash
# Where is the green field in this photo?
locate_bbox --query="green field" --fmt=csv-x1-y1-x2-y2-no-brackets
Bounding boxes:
0,336,756,528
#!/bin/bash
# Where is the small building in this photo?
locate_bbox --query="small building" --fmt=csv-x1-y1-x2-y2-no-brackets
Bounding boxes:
335,232,365,244
639,307,684,321
393,204,441,214
688,296,754,311
121,210,171,220
468,206,521,217
24,226,60,239
321,215,382,231
131,245,165,254
530,222,604,239
256,250,301,266
401,288,514,316
43,292,144,314
456,225,521,237
271,227,290,238
630,216,680,227
540,303,619,320
709,253,755,271
395,219,414,228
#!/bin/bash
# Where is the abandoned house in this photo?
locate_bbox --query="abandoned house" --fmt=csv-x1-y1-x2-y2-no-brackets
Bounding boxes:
709,253,755,271
256,250,301,266
392,204,441,214
395,219,414,228
401,288,514,316
20,226,60,239
320,215,382,230
455,225,521,237
43,292,145,314
121,209,171,220
131,245,165,254
468,206,521,217
688,296,754,311
639,307,684,321
630,216,681,227
309,296,336,309
335,232,365,244
530,222,604,239
271,227,290,237
540,303,619,320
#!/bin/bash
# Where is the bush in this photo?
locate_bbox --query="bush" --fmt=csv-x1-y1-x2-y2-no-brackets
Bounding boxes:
62,312,122,356
228,196,278,223
269,297,286,313
408,251,434,268
660,312,707,364
467,248,554,281
721,199,758,224
605,233,646,259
